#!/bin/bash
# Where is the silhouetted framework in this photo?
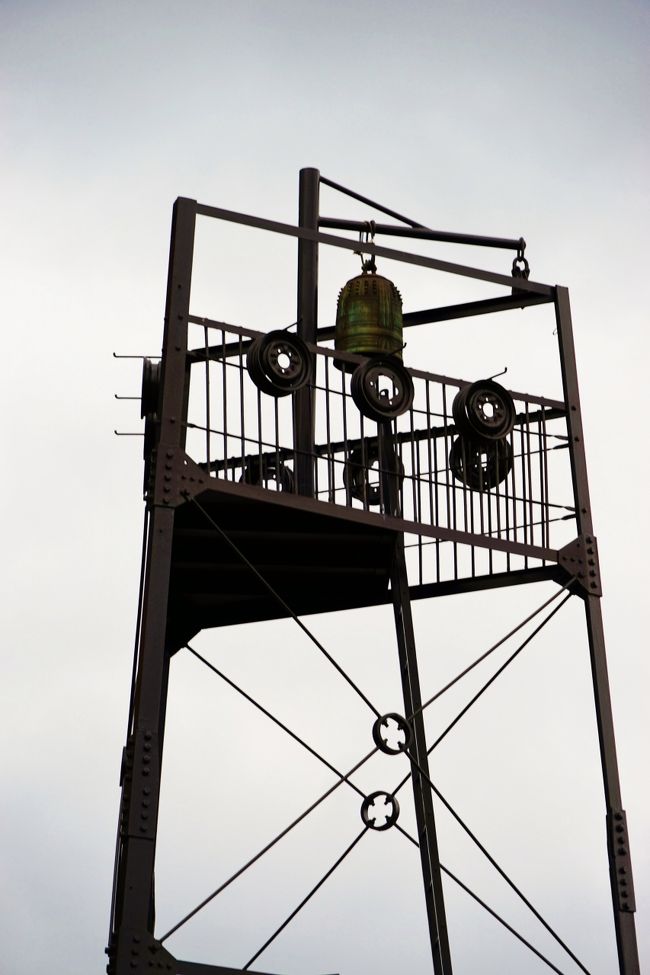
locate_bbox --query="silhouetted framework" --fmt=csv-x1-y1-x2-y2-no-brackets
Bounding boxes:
107,171,640,975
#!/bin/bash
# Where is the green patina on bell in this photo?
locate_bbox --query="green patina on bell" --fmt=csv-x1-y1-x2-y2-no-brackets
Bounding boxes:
334,258,403,371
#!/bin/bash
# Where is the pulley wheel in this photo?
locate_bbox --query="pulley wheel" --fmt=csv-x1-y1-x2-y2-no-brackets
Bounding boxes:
343,443,404,506
452,379,515,441
240,456,295,493
141,358,161,418
449,437,513,491
350,357,414,422
246,330,312,397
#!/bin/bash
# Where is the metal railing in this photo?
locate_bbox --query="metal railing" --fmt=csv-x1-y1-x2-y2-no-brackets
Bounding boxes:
185,318,574,587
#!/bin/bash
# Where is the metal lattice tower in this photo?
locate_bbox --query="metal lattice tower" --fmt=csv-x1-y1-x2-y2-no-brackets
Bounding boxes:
107,169,640,975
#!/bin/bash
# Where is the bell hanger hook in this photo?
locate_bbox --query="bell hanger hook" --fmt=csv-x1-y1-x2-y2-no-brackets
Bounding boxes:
357,219,377,273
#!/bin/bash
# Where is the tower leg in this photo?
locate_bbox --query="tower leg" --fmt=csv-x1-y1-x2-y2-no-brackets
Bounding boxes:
108,198,197,974
555,287,640,975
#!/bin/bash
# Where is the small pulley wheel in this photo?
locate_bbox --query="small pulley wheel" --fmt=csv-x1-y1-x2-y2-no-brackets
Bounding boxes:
343,443,404,506
350,357,414,422
360,791,400,831
449,437,513,491
240,456,295,493
141,358,161,418
452,380,515,441
246,330,312,397
372,713,412,755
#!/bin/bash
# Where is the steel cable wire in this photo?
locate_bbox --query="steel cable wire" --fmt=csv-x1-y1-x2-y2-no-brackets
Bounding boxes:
403,745,590,975
389,593,573,826
406,579,576,728
440,865,570,975
185,644,370,802
168,502,577,956
242,827,368,970
185,494,381,719
389,592,590,972
158,746,378,943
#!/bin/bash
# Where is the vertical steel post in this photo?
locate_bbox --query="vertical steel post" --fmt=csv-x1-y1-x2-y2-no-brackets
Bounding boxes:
391,536,453,975
380,424,452,974
295,167,319,495
108,199,197,975
555,286,640,975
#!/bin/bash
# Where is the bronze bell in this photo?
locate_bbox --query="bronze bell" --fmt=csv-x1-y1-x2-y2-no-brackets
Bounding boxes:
334,259,404,371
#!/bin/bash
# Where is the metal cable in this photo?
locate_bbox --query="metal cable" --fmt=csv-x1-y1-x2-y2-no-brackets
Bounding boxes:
158,746,378,942
392,593,573,803
404,748,591,974
411,579,576,724
392,805,580,974
425,593,572,756
391,583,571,796
185,644,422,856
319,175,424,228
242,827,368,970
185,644,368,801
441,865,570,975
184,494,381,718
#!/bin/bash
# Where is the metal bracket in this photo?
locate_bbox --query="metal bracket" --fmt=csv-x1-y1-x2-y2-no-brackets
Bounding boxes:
107,933,329,975
124,729,160,840
607,809,636,913
152,447,209,508
557,535,602,596
109,931,176,975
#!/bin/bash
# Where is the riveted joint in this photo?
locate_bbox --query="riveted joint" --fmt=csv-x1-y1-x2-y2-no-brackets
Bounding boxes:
112,932,176,975
124,729,161,839
607,808,636,912
557,535,602,597
152,447,209,507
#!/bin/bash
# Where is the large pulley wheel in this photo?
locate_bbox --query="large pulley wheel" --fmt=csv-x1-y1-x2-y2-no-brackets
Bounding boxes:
452,379,515,441
239,456,295,493
350,357,414,422
140,358,161,418
343,443,404,506
246,330,312,397
449,437,513,491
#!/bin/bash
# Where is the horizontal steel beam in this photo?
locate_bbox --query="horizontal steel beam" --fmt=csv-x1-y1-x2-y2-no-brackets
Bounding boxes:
319,217,525,251
313,293,554,342
190,475,558,563
193,200,554,296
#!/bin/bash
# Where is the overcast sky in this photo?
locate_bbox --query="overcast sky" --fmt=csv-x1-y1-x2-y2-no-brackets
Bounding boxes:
2,1,649,973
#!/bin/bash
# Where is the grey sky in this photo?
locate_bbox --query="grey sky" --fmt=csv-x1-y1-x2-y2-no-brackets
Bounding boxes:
2,1,648,973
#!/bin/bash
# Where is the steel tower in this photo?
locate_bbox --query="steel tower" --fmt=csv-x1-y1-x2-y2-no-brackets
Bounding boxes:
107,169,640,975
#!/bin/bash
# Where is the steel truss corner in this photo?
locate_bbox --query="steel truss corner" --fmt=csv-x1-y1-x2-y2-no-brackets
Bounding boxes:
557,534,602,596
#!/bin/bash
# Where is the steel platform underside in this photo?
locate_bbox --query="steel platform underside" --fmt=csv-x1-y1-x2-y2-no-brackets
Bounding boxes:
166,480,561,649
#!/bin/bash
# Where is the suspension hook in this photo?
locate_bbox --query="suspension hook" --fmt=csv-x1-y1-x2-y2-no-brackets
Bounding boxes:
511,238,530,280
356,220,377,273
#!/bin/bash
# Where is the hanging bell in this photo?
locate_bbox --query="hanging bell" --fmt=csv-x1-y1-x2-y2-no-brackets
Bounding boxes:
334,259,404,371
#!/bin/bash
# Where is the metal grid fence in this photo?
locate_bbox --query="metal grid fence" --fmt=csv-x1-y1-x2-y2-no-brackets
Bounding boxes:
185,319,575,586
